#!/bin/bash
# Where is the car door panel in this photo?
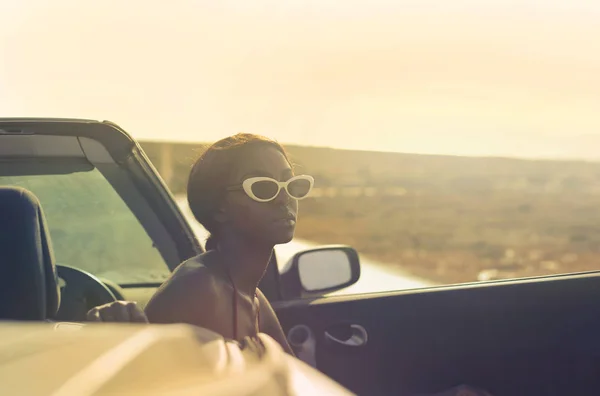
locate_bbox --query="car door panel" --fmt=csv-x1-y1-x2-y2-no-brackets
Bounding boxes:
273,273,600,395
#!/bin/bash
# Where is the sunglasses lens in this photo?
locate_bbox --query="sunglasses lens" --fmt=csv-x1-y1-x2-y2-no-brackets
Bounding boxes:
251,180,279,200
288,178,312,199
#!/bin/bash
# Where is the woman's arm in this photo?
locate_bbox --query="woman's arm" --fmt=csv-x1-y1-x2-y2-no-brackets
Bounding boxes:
256,289,295,356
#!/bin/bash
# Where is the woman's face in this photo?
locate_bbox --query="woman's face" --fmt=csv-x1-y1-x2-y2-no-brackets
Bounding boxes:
221,146,298,246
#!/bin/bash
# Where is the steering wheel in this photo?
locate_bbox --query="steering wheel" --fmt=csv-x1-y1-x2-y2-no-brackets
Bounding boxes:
55,264,118,322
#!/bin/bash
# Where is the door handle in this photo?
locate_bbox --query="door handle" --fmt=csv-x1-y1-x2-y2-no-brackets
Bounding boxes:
324,324,368,347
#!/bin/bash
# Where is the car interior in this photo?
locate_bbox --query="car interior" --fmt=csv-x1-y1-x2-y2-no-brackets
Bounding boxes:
0,185,116,323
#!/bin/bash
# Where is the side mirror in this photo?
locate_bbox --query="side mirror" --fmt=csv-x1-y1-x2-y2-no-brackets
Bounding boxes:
297,246,360,293
279,245,361,299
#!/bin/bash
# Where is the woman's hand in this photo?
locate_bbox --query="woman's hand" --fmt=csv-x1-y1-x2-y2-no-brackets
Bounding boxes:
86,301,149,323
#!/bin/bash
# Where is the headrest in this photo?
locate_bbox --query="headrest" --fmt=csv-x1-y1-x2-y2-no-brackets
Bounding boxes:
0,187,60,320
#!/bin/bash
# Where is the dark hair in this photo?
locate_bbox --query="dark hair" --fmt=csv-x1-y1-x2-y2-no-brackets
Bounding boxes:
187,133,290,251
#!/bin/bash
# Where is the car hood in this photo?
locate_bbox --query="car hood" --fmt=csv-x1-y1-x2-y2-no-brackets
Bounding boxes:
0,321,352,396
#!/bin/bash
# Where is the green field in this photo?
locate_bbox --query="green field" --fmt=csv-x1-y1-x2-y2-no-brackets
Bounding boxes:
141,141,600,284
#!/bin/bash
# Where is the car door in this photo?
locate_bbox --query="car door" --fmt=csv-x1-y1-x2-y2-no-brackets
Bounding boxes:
272,272,600,396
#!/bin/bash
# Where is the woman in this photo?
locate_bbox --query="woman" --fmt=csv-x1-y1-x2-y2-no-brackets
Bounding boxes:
88,134,493,395
142,133,314,355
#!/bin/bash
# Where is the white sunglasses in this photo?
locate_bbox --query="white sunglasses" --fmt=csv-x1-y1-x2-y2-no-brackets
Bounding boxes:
227,175,314,203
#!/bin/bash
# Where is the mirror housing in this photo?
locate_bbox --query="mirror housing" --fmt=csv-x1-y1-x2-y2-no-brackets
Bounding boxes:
279,245,361,299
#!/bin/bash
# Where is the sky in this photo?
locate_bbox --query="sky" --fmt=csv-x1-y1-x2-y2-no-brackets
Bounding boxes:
1,0,600,159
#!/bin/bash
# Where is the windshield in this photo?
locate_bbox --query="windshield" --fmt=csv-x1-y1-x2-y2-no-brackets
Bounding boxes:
0,168,170,284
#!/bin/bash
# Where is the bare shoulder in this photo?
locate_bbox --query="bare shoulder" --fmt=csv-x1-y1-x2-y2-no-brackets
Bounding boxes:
170,252,218,286
145,251,221,324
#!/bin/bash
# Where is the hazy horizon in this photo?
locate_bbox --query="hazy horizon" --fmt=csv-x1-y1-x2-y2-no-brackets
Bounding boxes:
139,136,600,164
2,1,600,159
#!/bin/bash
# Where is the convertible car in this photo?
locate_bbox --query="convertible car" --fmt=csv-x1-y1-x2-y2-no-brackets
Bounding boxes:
2,119,600,395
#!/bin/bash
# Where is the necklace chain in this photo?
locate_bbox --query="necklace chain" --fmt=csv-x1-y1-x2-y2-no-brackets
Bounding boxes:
217,246,260,339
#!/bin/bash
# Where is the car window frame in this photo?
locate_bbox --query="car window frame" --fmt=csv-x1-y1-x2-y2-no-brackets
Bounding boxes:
0,121,202,287
84,139,203,285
